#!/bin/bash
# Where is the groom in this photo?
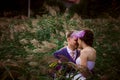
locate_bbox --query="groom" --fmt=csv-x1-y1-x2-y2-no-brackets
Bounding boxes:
53,30,80,64
52,31,80,79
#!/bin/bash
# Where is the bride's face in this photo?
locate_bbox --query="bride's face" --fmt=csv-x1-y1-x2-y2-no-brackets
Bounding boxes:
77,38,82,49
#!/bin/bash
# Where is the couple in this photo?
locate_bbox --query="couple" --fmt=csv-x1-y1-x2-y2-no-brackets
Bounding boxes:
53,29,96,80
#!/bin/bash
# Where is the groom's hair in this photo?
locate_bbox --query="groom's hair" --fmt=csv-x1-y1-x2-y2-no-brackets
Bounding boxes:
66,31,74,38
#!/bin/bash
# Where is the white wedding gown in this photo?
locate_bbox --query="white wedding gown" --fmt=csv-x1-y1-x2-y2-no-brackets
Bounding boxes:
72,57,95,80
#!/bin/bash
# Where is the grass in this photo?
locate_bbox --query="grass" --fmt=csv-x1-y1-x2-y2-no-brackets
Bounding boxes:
0,14,120,80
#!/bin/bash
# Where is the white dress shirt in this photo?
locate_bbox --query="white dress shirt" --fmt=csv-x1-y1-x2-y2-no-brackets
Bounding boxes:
66,46,77,60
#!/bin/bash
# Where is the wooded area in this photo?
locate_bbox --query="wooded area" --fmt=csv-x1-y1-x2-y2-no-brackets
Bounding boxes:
0,0,120,80
0,0,120,18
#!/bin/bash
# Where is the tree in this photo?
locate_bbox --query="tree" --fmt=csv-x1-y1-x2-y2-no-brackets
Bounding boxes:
28,0,30,18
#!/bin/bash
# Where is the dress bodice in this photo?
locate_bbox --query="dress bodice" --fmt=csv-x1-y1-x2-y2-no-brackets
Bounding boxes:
76,57,95,70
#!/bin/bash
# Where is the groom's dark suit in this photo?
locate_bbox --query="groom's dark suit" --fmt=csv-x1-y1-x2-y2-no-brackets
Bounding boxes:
54,47,80,63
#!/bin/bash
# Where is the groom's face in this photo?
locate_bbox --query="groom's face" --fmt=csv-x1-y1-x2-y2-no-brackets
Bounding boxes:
68,37,78,49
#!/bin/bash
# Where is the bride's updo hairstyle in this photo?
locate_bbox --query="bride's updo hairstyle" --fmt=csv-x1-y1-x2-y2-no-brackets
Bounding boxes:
77,30,94,47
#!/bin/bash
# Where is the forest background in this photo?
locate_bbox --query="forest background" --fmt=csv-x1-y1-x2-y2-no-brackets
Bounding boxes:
0,0,120,80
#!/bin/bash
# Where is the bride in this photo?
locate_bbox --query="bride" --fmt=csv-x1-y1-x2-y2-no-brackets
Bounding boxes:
73,29,96,80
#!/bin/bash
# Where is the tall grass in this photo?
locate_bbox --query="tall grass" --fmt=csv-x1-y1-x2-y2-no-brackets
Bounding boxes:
0,14,120,80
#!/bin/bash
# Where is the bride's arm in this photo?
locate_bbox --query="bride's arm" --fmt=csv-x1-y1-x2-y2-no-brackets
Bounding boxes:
79,50,88,67
78,50,92,77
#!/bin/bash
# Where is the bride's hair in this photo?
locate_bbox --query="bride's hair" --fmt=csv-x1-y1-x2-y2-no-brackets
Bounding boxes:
77,30,94,47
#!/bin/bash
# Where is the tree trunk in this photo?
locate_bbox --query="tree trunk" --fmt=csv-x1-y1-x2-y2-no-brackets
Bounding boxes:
28,0,30,18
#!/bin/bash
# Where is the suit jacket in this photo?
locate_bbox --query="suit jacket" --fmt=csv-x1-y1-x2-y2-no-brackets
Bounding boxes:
53,47,80,64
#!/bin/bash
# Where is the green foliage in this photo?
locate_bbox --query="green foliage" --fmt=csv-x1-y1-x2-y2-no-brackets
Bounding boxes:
0,14,120,80
28,15,65,42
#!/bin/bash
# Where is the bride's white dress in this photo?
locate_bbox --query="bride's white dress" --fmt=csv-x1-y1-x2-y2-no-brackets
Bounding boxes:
72,57,95,80
76,57,95,70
